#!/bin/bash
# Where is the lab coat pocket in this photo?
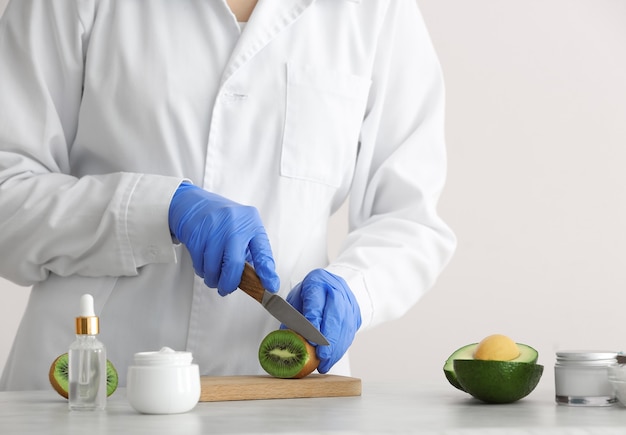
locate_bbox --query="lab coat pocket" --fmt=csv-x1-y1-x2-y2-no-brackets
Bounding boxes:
281,63,371,187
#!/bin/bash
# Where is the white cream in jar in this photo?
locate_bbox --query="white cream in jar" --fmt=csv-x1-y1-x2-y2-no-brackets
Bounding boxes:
126,347,200,414
554,350,617,406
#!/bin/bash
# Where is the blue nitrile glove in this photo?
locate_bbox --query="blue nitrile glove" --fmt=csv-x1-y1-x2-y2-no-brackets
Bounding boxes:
168,182,280,295
284,269,361,373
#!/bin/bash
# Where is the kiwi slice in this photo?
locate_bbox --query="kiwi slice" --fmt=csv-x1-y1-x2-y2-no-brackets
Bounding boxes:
49,354,70,398
105,358,119,396
49,353,119,399
258,330,320,378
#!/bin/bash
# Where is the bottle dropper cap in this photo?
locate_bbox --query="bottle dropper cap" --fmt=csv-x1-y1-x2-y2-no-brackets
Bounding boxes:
75,294,99,335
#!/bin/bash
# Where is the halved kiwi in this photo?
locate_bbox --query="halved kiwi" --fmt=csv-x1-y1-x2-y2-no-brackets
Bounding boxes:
258,330,319,378
49,353,119,399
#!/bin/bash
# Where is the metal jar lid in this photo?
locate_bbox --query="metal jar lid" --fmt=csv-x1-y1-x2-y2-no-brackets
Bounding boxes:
555,350,618,367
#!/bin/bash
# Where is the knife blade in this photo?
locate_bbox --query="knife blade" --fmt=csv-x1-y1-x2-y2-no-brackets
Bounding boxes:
238,263,329,346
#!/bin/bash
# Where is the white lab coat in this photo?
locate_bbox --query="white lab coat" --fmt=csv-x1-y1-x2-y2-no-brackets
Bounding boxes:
0,0,455,390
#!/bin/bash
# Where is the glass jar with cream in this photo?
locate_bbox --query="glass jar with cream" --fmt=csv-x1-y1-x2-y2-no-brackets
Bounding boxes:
554,350,617,406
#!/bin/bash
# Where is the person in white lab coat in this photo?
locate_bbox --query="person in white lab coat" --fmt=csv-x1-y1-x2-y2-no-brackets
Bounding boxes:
0,0,456,390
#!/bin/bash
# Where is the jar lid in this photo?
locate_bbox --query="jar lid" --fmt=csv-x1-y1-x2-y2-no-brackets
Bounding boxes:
133,347,193,366
556,350,617,366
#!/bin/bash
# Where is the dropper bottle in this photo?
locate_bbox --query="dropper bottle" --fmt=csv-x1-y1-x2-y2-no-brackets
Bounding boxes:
68,294,107,410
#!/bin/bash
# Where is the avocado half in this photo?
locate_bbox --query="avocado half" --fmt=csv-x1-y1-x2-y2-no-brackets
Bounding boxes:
443,342,538,392
453,359,544,404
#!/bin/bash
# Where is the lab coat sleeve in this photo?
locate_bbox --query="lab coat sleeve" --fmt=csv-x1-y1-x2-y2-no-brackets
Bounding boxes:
0,0,180,286
326,0,456,330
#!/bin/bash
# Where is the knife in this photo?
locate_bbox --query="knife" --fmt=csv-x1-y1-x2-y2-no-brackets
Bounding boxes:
238,263,329,346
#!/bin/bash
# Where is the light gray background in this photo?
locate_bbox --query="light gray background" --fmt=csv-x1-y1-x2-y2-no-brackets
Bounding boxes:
1,0,625,391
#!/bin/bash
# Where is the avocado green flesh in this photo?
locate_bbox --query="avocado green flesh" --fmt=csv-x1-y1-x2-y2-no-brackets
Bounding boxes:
443,343,476,391
443,343,538,392
453,360,543,404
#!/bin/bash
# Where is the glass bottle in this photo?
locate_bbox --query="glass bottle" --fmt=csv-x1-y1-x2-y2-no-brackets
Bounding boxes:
68,294,107,411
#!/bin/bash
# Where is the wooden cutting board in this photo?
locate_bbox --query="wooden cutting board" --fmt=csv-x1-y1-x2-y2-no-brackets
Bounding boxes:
199,374,361,402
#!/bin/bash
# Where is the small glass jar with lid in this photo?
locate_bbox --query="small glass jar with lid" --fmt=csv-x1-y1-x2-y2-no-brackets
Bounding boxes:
554,350,617,406
608,354,626,406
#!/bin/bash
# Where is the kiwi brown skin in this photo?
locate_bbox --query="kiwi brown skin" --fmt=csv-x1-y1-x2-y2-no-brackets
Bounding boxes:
259,330,320,379
48,353,119,399
49,354,70,399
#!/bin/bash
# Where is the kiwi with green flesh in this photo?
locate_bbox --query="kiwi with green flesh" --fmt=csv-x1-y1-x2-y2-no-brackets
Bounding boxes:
258,329,320,378
49,353,119,399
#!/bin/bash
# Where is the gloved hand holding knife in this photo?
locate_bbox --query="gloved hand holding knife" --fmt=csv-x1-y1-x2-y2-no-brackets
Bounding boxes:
168,181,280,295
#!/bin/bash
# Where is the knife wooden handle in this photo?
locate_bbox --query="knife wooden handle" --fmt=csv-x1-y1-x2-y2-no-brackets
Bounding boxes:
238,263,266,304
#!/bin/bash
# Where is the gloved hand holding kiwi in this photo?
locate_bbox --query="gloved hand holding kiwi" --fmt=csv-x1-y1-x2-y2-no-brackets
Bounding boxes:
284,269,361,373
169,181,280,295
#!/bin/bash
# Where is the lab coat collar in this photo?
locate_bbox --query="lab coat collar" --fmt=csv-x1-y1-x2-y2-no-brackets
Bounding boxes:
220,0,316,86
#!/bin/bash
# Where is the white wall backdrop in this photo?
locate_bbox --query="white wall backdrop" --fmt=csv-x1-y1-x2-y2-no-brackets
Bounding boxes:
1,0,625,392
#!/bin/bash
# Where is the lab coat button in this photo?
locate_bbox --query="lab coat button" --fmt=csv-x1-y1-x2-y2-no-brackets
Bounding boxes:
221,89,248,102
143,245,160,261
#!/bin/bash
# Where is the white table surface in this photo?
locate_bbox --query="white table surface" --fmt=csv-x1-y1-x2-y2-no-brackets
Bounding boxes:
2,380,626,434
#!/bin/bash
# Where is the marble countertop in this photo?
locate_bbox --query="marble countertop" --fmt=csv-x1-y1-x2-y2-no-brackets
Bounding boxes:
2,380,626,434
